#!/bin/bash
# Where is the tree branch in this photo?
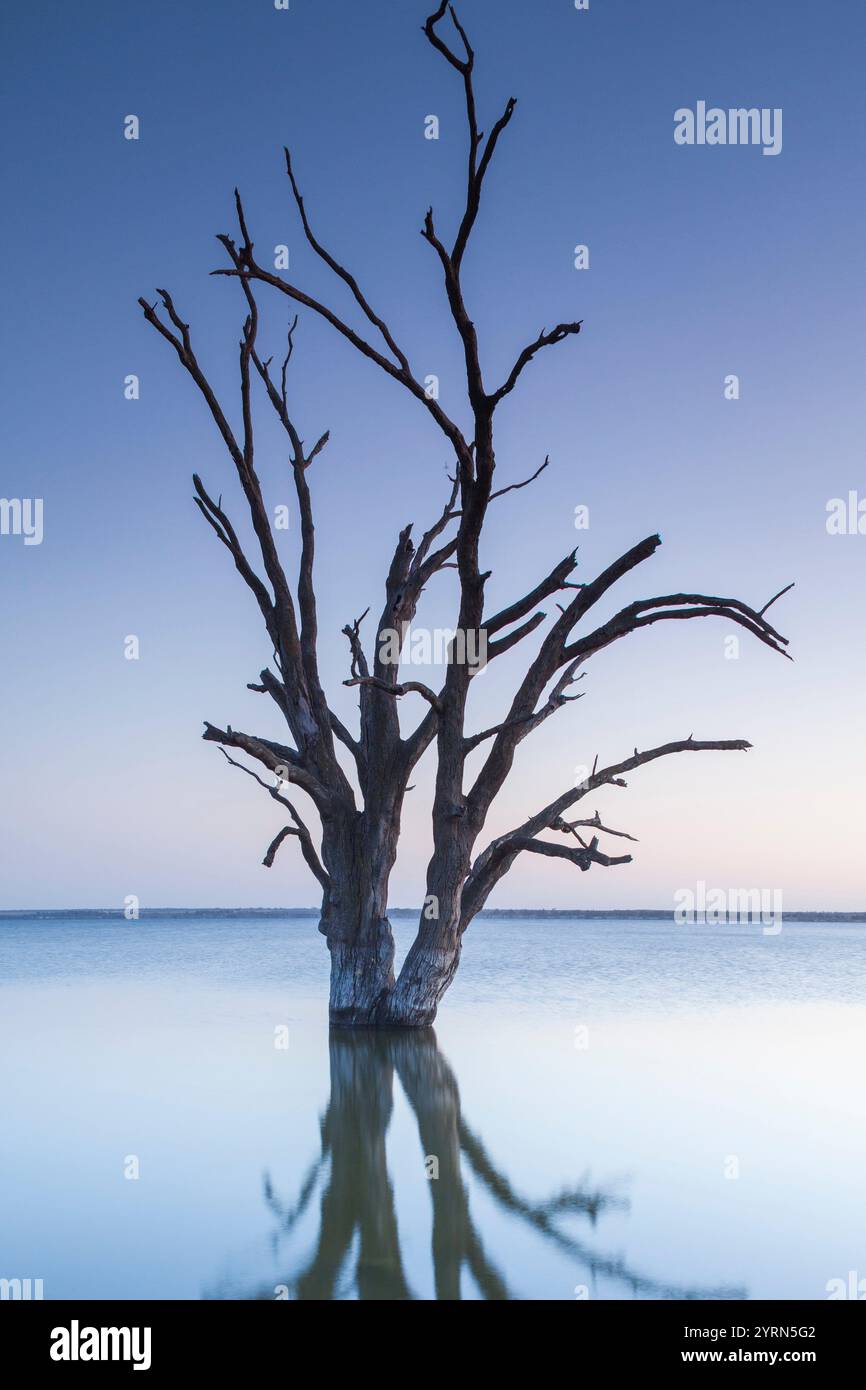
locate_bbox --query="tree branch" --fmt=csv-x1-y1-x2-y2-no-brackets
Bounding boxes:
342,609,371,682
216,748,330,889
283,148,412,375
516,835,633,871
487,455,550,503
464,661,583,753
484,547,578,637
423,4,517,273
490,322,583,406
467,536,664,817
202,721,332,810
139,287,346,779
191,473,278,648
552,811,638,843
562,588,793,665
344,674,443,714
211,206,471,465
461,736,752,924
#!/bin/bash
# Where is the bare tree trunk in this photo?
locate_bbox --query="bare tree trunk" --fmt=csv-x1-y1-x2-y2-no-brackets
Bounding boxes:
380,932,462,1028
325,864,462,1028
380,869,468,1028
320,810,400,1026
326,931,396,1027
324,835,466,1028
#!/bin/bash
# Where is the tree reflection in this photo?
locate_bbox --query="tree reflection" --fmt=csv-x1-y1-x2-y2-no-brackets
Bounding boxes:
235,1029,746,1301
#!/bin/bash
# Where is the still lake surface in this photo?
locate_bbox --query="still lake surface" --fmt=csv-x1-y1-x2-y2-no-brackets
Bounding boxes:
1,911,864,1301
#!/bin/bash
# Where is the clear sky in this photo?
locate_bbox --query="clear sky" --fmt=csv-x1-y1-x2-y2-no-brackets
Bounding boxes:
1,0,864,911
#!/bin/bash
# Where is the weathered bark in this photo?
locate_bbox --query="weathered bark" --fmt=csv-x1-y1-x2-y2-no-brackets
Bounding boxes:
318,808,399,1026
379,837,473,1027
379,933,463,1029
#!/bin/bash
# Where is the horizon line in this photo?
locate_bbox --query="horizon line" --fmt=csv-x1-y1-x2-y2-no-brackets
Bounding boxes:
2,906,866,922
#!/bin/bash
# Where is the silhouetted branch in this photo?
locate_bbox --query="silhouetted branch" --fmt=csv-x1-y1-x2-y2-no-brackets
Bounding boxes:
423,3,517,272
211,204,471,465
491,321,583,405
462,737,752,923
344,674,443,714
216,747,330,888
484,548,578,637
563,588,793,666
191,473,278,647
516,835,632,871
488,455,550,502
553,811,638,843
284,148,413,375
202,721,329,809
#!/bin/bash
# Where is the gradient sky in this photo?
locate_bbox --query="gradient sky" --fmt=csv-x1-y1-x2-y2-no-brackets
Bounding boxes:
1,0,864,910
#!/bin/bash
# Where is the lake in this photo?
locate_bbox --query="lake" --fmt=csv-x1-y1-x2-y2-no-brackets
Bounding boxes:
1,912,864,1300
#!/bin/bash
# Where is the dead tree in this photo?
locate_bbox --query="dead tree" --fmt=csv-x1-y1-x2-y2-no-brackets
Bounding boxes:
140,3,791,1027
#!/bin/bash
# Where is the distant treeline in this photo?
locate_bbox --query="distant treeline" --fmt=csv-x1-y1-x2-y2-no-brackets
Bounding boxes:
3,908,866,923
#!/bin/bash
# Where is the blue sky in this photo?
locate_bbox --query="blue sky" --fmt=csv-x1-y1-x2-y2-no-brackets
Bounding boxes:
1,0,864,909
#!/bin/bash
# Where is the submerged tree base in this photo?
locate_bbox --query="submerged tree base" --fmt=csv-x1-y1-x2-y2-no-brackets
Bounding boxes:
328,929,462,1029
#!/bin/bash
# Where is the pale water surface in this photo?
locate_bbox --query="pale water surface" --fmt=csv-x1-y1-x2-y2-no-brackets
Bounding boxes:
1,913,864,1300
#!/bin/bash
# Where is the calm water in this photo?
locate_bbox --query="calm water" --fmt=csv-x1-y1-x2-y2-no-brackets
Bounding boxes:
1,913,864,1300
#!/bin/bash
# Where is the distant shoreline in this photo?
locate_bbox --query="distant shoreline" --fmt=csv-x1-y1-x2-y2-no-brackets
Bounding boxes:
2,908,866,923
